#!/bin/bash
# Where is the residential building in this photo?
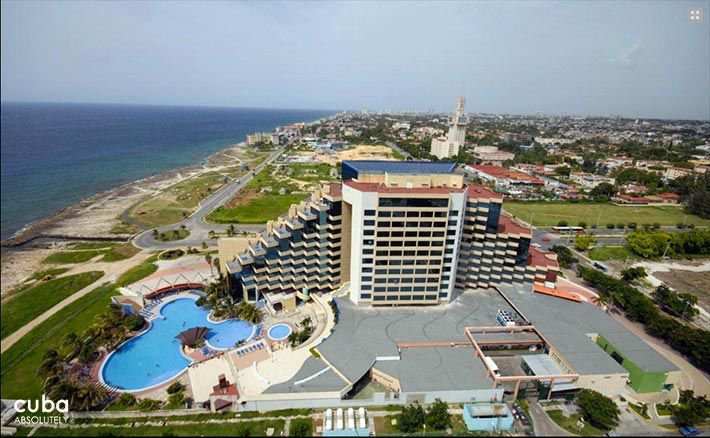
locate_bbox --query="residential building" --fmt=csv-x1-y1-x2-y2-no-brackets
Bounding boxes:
473,146,515,165
664,167,693,180
569,172,615,189
464,164,544,189
430,97,468,159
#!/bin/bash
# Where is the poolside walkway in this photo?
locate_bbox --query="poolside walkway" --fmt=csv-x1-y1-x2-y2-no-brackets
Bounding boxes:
1,251,153,354
235,293,336,397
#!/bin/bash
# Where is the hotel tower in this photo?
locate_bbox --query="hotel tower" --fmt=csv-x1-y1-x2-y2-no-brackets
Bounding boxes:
221,161,558,309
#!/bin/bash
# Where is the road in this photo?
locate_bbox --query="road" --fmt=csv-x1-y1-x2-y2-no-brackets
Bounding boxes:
527,401,573,436
385,141,414,160
133,142,293,251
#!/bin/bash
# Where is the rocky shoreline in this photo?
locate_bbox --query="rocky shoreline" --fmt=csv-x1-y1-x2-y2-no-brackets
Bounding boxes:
0,143,245,292
1,144,246,248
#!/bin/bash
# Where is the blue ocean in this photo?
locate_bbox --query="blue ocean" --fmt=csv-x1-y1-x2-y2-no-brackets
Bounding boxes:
0,102,334,241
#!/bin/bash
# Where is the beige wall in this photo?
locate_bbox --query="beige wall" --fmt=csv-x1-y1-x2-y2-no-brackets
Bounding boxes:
217,237,252,273
371,367,401,392
341,201,353,283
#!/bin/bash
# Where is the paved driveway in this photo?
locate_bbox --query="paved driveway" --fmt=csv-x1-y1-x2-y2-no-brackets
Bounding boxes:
527,400,573,436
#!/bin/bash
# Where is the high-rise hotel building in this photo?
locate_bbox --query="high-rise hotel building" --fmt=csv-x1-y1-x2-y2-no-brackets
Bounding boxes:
221,161,558,307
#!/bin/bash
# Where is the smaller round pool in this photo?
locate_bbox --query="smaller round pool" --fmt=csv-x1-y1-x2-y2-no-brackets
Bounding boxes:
268,323,292,341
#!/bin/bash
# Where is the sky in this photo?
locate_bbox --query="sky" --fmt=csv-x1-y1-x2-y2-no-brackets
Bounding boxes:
2,0,709,120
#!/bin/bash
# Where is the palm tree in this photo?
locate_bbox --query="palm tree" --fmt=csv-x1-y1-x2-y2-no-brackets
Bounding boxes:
37,349,62,378
63,332,83,358
300,317,312,330
212,257,221,277
205,254,213,276
78,384,108,411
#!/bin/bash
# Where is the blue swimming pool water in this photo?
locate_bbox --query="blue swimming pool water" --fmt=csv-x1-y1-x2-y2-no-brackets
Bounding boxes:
101,296,253,391
268,323,292,341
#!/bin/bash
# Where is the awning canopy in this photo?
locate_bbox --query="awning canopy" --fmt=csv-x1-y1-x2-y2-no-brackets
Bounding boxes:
175,326,210,346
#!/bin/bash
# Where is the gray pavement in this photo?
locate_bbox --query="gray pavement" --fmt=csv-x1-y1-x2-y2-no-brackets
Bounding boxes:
132,142,293,251
527,400,573,436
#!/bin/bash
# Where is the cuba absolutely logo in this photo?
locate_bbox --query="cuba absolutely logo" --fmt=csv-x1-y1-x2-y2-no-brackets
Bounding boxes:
13,395,69,425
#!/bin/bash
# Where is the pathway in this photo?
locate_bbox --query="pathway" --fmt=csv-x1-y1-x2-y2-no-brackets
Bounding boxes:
527,400,573,436
0,251,153,353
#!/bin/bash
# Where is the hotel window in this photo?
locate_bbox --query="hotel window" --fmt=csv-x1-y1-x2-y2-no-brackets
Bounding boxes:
362,267,372,273
390,241,403,247
392,231,404,237
404,241,417,247
419,231,431,237
362,276,372,282
364,230,375,236
378,211,392,217
432,231,445,237
378,221,391,227
406,211,419,217
374,287,386,292
363,239,374,245
434,211,447,217
393,211,405,217
392,221,404,227
415,268,427,275
360,293,372,299
404,250,416,256
401,286,413,292
363,258,373,264
361,284,371,290
363,248,373,255
364,220,375,226
450,210,459,216
405,231,417,237
399,295,412,301
448,220,458,227
373,295,385,300
375,269,387,275
365,209,376,216
377,231,388,237
376,251,387,257
421,211,433,217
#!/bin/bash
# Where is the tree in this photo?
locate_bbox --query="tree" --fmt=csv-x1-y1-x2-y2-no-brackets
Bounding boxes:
671,390,710,427
621,267,646,282
399,402,426,433
652,284,699,320
205,254,213,276
574,234,596,251
590,182,615,199
167,381,185,394
551,245,577,269
557,220,569,227
577,389,619,431
425,398,451,430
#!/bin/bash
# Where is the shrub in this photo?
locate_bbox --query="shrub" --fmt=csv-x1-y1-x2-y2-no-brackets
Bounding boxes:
578,221,587,229
677,223,686,229
123,314,145,332
289,418,313,437
557,220,569,227
116,393,136,407
652,223,661,230
606,223,615,229
137,398,161,412
617,222,625,229
167,391,185,407
167,381,185,394
628,222,637,229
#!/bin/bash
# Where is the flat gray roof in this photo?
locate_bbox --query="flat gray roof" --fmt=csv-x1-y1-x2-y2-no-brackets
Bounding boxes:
499,284,677,375
263,356,348,394
374,346,490,392
317,290,516,384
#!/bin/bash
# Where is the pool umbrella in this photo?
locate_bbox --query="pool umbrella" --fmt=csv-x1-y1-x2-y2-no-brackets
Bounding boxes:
175,326,210,347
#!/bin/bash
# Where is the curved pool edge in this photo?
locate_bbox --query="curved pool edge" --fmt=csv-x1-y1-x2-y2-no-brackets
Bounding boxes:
99,293,254,392
267,323,293,341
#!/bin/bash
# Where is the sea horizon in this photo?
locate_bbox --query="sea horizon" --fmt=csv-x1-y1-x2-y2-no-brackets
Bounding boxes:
0,102,335,241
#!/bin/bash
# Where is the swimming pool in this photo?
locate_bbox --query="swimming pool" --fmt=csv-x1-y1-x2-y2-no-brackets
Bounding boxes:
101,296,253,391
268,323,292,341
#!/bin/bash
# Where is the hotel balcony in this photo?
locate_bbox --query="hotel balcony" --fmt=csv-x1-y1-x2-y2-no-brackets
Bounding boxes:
273,227,291,239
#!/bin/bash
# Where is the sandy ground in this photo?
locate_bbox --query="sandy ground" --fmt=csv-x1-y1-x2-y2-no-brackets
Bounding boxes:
288,144,399,167
0,246,57,294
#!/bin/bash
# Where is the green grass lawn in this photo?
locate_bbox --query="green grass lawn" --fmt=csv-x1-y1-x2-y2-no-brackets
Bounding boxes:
0,257,158,399
588,246,637,261
208,194,307,223
99,243,141,262
1,271,104,340
156,228,190,242
628,403,651,419
655,403,672,416
503,202,710,228
67,241,118,250
26,267,70,281
289,163,338,183
42,250,103,264
373,414,486,436
289,418,314,436
30,420,286,436
547,409,605,436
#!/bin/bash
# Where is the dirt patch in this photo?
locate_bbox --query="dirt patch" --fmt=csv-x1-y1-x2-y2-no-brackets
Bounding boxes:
314,144,399,166
226,187,261,208
655,269,710,310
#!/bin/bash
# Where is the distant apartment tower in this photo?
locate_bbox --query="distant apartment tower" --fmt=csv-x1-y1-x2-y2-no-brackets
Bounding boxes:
221,161,558,307
430,97,468,159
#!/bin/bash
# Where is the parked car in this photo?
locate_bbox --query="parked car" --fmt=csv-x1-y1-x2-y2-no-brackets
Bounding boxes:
680,425,699,437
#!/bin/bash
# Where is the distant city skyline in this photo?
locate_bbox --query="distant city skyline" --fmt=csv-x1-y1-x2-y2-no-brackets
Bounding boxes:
2,0,709,120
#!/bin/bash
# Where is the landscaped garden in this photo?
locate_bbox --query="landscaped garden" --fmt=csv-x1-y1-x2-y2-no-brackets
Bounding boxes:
41,242,140,264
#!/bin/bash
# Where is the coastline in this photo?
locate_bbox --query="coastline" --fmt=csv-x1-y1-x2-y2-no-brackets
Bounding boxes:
1,144,242,247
